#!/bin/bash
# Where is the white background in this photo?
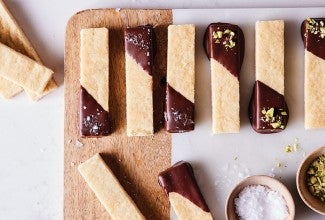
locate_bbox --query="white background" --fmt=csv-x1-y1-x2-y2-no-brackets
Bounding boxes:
1,0,325,219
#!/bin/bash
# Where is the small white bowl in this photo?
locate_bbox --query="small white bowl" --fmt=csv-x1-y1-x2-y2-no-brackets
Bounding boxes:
296,146,325,215
226,175,295,220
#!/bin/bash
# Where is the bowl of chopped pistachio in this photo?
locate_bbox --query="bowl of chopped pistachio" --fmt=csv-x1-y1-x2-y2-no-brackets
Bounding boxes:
297,146,325,215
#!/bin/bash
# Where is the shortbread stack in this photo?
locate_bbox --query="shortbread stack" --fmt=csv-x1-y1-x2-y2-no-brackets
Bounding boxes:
0,0,56,100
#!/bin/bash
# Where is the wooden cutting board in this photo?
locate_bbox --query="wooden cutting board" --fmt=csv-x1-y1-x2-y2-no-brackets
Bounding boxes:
64,9,172,220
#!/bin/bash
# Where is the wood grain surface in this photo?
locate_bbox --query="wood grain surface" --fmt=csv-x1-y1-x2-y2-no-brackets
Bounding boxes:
64,9,172,220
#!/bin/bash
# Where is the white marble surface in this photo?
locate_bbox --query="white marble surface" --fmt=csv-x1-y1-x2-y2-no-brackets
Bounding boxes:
172,8,325,220
1,1,325,219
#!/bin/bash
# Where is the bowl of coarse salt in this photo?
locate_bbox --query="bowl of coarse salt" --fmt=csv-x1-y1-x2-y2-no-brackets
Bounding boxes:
226,175,295,220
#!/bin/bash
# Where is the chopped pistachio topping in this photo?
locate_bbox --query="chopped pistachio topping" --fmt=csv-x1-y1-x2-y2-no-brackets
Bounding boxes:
277,162,282,168
265,108,274,119
271,122,281,129
306,154,325,202
306,18,325,39
212,28,236,49
260,107,287,130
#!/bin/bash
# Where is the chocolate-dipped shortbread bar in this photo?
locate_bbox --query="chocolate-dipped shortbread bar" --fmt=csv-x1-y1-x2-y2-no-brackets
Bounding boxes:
204,23,244,133
125,25,154,136
249,20,289,133
80,28,110,137
302,18,325,129
79,154,145,220
165,24,195,133
158,161,213,220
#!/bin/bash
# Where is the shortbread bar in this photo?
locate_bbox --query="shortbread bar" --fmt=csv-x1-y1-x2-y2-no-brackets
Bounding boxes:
125,25,154,136
249,20,289,133
158,161,213,220
0,0,57,100
80,28,110,136
0,42,53,94
204,23,244,133
78,154,145,220
302,18,325,129
165,24,195,133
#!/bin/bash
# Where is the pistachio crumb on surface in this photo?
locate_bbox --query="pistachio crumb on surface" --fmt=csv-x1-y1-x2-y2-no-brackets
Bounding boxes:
285,145,292,153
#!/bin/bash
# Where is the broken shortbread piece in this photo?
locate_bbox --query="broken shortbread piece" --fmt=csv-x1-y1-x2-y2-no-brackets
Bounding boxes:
158,161,213,220
302,18,325,129
0,42,53,94
165,24,195,133
204,23,244,133
78,154,145,220
0,0,57,100
249,20,289,133
80,28,110,136
125,25,154,136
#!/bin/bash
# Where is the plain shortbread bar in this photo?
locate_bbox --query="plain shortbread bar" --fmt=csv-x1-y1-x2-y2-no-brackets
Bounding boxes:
78,154,145,220
0,42,53,94
0,0,57,100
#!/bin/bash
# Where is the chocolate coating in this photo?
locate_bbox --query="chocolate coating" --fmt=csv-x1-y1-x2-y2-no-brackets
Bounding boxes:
204,23,245,78
249,81,289,134
158,161,210,212
80,87,110,136
165,84,194,133
124,25,155,75
301,18,325,60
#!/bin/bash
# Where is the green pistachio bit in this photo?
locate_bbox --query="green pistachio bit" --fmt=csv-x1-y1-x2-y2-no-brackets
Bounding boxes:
277,162,282,168
266,108,274,118
285,145,292,153
281,111,287,115
320,27,325,38
228,40,236,48
311,176,317,184
308,168,315,175
216,31,223,38
212,31,218,38
271,121,281,129
261,108,266,115
224,29,231,34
